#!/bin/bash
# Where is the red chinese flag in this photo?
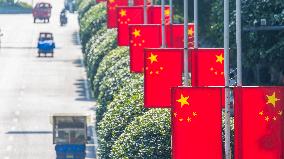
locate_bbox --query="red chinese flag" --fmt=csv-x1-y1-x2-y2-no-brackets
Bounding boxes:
133,0,151,5
147,5,170,24
129,24,161,73
191,48,225,86
166,24,194,48
172,87,223,159
144,48,183,108
234,86,284,159
96,0,106,3
117,6,144,46
107,0,128,28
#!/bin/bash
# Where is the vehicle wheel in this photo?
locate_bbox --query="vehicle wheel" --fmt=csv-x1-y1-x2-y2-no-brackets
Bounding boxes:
34,18,36,23
38,53,40,57
47,18,50,23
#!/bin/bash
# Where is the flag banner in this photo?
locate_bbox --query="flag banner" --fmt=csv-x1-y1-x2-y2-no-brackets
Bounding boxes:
144,48,184,108
166,23,194,48
172,87,223,159
96,0,106,3
107,0,128,28
234,86,284,159
191,48,225,86
117,6,144,46
129,24,162,73
147,5,170,25
133,0,151,5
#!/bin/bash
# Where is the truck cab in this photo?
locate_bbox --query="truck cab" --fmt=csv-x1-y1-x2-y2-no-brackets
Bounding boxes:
32,2,52,23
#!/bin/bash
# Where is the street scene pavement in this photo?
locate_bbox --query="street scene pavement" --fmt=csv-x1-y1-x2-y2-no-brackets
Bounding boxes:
0,0,97,158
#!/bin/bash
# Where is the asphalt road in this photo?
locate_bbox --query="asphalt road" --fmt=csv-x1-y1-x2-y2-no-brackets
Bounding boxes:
0,1,97,159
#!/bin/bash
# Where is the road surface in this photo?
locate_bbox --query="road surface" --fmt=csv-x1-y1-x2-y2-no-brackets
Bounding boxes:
0,1,97,159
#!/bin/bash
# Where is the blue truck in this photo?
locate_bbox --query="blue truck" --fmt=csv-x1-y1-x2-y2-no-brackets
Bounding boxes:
37,32,55,57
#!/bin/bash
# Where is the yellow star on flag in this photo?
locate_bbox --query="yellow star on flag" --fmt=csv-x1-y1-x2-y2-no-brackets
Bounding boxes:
132,29,141,38
265,116,269,122
278,110,283,116
165,9,170,17
109,0,115,3
176,94,189,108
188,28,193,36
266,92,280,107
119,9,126,17
147,53,158,64
216,54,224,64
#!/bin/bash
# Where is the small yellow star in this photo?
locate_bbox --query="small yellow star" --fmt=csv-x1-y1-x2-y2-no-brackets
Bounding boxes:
266,92,280,107
188,27,194,37
160,67,164,70
210,67,214,71
155,70,159,74
176,94,189,108
216,54,224,64
278,110,283,116
187,117,191,122
119,9,126,17
132,29,141,38
150,71,153,75
193,112,197,116
109,0,115,3
273,116,277,121
265,116,269,122
179,118,183,122
147,53,158,64
259,111,264,116
174,112,177,117
165,9,170,17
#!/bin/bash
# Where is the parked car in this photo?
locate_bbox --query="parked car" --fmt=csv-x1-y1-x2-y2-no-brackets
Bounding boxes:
33,2,52,23
37,32,55,57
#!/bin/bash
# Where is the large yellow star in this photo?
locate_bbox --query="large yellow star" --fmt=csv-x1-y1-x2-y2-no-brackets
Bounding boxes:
176,94,189,108
266,92,280,107
188,27,193,37
119,9,126,17
165,9,170,17
132,29,141,38
147,53,158,64
216,54,224,64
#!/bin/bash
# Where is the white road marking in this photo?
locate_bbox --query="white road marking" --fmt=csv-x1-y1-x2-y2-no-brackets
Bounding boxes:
6,145,13,151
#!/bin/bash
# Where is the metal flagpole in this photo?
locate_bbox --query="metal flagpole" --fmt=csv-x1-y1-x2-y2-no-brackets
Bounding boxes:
169,0,173,24
183,0,189,86
224,0,231,158
236,0,242,86
194,0,198,48
144,0,148,24
161,0,166,48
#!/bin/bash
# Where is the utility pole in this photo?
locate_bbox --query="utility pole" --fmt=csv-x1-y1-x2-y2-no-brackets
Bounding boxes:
183,0,189,86
236,0,242,86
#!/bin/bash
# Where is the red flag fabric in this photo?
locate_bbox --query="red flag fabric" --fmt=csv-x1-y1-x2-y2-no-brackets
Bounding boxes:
166,24,194,48
133,0,151,5
117,6,144,46
107,0,128,28
234,86,284,159
144,48,184,108
147,5,170,24
191,48,225,86
129,24,161,73
172,87,223,159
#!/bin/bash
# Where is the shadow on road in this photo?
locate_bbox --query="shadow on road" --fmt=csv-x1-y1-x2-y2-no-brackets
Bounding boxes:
74,79,94,101
72,31,80,46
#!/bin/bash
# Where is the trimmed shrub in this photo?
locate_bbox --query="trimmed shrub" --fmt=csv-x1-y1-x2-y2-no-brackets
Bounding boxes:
77,0,95,18
93,47,129,98
97,75,146,159
110,109,171,159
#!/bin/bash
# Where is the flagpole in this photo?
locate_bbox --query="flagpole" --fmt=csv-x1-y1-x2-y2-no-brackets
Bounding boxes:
236,0,242,86
194,0,198,48
161,0,166,48
169,0,173,24
144,0,148,24
224,0,231,158
183,0,189,86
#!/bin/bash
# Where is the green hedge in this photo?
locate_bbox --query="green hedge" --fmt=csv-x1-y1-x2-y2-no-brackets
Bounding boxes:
110,109,171,159
93,47,128,98
97,75,147,159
